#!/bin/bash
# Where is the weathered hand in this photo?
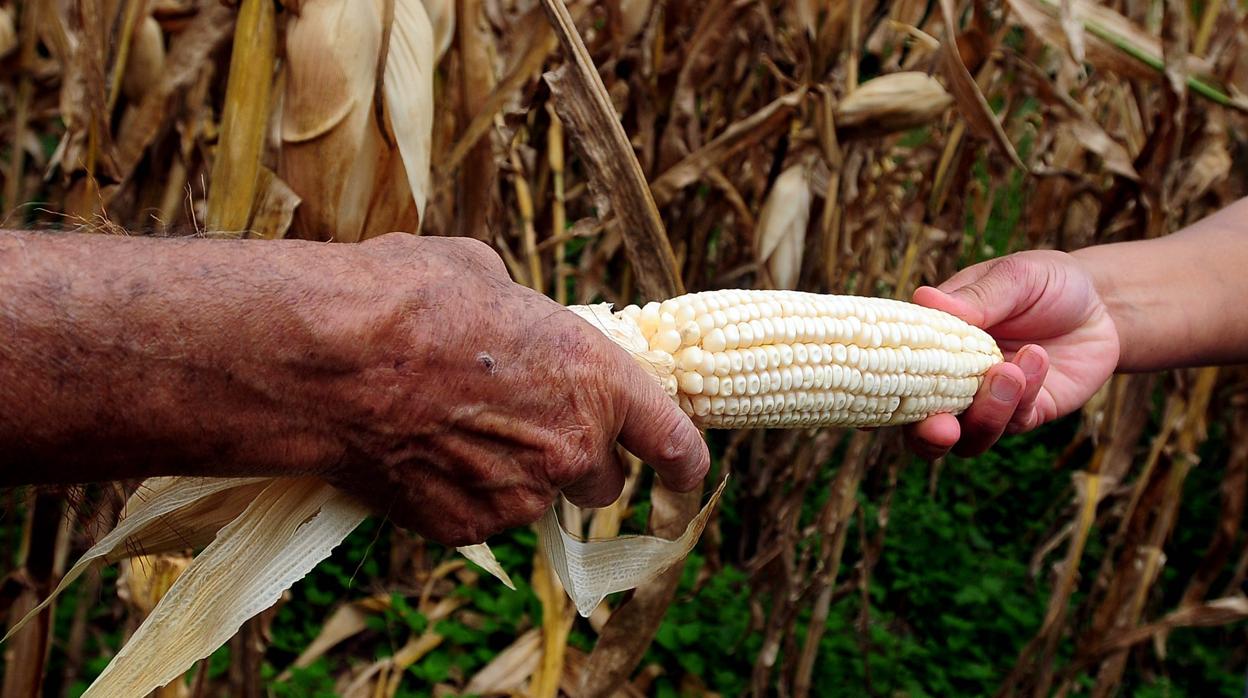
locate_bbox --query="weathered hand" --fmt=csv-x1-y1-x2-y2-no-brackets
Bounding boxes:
904,250,1120,458
319,235,709,545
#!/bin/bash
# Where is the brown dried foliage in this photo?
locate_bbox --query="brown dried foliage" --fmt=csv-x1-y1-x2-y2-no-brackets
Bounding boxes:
2,0,1248,695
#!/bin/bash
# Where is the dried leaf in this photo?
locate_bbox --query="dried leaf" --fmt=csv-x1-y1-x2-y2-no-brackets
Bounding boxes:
382,0,437,227
3,477,272,642
81,479,369,697
617,0,652,43
541,0,682,300
651,89,807,205
278,595,391,680
937,0,1027,170
279,0,419,242
457,543,516,590
0,6,14,59
247,166,302,239
464,628,542,695
117,554,192,617
539,476,727,617
579,482,704,698
420,0,454,60
795,0,818,38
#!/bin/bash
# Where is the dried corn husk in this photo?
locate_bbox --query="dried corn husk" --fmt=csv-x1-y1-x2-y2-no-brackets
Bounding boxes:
756,163,813,290
618,0,652,44
835,72,953,137
279,0,434,242
7,464,725,693
81,479,369,697
421,0,454,60
118,553,193,617
121,14,165,102
0,6,16,59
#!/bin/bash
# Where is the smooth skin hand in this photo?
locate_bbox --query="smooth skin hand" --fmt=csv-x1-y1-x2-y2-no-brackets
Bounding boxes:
0,230,709,546
904,252,1118,459
906,196,1248,459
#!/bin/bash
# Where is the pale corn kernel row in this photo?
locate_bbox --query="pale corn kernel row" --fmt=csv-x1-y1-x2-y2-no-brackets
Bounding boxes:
605,289,1002,429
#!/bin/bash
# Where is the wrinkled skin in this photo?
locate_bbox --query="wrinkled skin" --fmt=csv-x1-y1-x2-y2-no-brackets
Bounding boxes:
319,235,710,544
0,230,709,546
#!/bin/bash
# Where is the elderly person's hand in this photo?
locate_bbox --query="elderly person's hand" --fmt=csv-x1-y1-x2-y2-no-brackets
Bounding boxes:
322,234,710,545
904,250,1119,459
0,230,709,546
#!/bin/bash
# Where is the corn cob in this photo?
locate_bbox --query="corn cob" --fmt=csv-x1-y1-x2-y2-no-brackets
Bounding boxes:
571,289,1002,429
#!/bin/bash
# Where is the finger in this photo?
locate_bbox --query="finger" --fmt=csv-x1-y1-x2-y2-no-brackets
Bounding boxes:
1007,345,1048,430
904,413,961,461
561,446,627,509
914,256,1045,330
951,361,1027,457
934,260,996,294
1007,386,1058,433
616,372,710,492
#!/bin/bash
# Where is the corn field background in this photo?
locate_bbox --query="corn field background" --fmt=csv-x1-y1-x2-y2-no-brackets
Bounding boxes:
2,0,1248,695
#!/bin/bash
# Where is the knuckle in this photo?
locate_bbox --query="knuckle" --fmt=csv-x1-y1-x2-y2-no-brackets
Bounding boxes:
543,426,604,487
453,238,508,276
501,487,553,527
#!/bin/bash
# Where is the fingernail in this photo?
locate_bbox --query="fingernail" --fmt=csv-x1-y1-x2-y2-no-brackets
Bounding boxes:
991,374,1022,401
1018,348,1043,377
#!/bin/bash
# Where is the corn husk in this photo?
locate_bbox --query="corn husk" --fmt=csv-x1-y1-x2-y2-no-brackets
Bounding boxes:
278,0,434,242
121,14,165,102
420,0,454,60
756,163,813,290
834,72,953,136
118,554,193,618
1,476,271,644
0,6,16,59
618,0,652,44
7,469,722,693
537,475,727,617
82,479,369,697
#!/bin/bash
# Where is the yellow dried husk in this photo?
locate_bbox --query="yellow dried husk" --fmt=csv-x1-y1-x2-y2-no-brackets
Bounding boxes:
835,72,953,135
756,163,813,290
278,0,434,242
0,6,16,59
421,0,454,60
122,15,165,102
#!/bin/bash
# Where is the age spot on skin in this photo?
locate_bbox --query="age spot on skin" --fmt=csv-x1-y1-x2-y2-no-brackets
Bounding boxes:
476,352,497,374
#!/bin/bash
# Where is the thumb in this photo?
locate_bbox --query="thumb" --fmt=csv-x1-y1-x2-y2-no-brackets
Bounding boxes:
914,256,1045,330
615,369,710,492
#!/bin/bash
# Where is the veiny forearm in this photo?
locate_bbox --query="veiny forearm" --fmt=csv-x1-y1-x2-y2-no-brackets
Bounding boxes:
0,230,373,485
1072,196,1248,372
